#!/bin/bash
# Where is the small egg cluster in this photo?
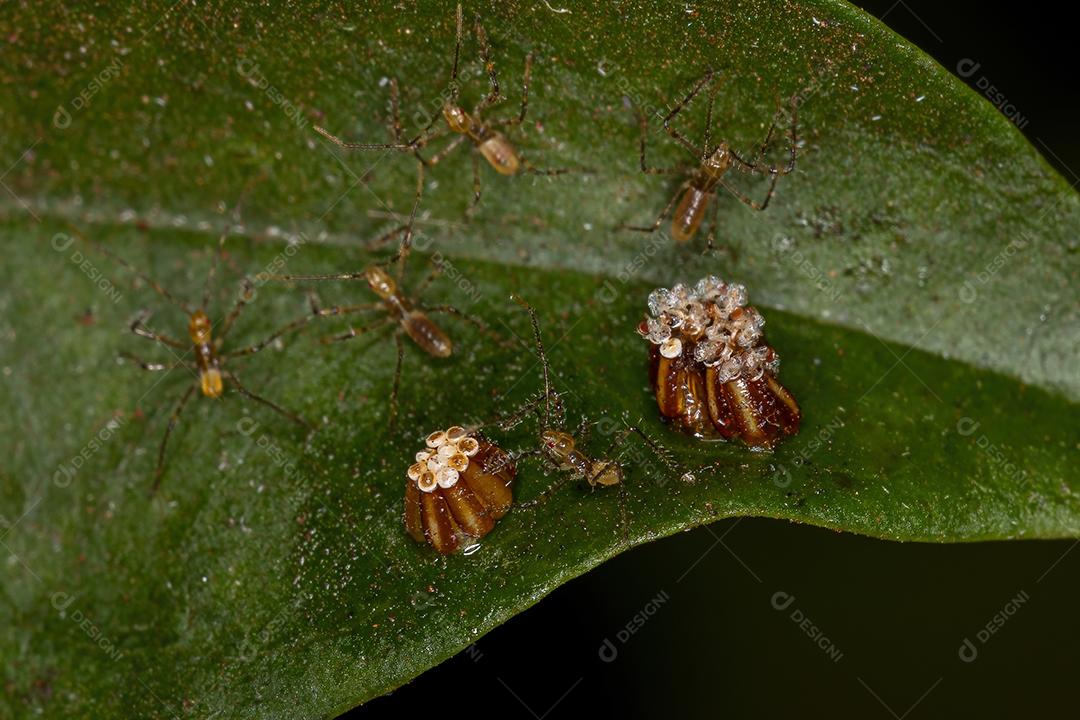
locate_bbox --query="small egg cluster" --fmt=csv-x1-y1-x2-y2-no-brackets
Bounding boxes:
639,275,779,383
407,426,481,493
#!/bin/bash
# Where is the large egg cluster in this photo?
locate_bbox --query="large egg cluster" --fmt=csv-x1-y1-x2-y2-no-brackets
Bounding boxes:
407,426,481,493
638,275,779,383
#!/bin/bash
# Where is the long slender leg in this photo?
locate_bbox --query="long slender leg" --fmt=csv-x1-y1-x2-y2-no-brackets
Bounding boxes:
313,125,416,152
730,94,798,176
424,303,511,347
702,193,720,256
268,270,370,283
393,159,425,283
636,106,691,175
506,446,545,464
729,117,778,174
387,76,405,144
510,295,554,428
468,152,483,216
746,95,782,169
519,473,575,509
492,51,535,128
624,424,685,480
513,52,533,126
782,95,800,173
574,416,593,447
411,124,457,162
701,76,721,155
487,392,546,431
618,181,690,234
449,2,464,102
410,127,453,164
71,230,195,315
321,315,393,345
315,78,426,151
662,69,713,158
217,277,254,342
226,370,311,429
131,313,188,350
421,134,467,168
394,4,459,143
520,160,573,176
472,12,502,113
224,313,315,359
202,231,229,310
119,352,193,372
388,330,405,430
310,301,381,319
685,455,745,483
151,382,198,494
414,260,444,298
391,74,448,164
586,423,684,487
720,172,781,212
363,223,411,253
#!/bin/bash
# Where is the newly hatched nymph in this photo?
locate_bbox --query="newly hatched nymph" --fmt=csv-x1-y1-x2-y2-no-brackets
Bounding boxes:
502,297,681,543
638,276,801,447
510,296,624,494
91,232,315,493
403,425,516,555
314,3,570,211
269,173,498,426
622,69,798,251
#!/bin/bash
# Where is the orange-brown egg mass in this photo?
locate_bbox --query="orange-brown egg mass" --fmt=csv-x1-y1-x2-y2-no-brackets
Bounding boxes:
638,276,801,448
403,426,516,555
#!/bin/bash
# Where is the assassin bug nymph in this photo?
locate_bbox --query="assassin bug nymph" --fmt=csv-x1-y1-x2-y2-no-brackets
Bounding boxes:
269,165,504,428
620,69,799,253
88,231,316,493
314,3,574,213
498,296,682,544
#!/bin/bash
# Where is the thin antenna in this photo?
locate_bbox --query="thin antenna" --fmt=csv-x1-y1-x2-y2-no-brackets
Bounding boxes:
313,125,414,151
266,271,368,283
395,158,426,282
511,294,552,428
67,224,194,314
203,228,229,310
450,2,463,102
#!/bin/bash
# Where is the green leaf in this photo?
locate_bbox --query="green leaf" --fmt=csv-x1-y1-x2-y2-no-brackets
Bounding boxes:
2,0,1077,717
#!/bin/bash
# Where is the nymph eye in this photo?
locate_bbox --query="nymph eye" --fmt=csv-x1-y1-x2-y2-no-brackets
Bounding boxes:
403,427,516,555
641,277,801,448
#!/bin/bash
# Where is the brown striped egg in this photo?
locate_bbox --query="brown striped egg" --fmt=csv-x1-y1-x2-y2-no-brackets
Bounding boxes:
637,277,800,448
403,426,516,555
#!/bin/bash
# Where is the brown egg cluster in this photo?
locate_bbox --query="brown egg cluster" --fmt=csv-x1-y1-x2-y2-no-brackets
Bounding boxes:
637,276,800,447
403,426,516,555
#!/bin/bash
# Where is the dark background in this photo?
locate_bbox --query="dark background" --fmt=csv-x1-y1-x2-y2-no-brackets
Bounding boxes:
345,3,1079,717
